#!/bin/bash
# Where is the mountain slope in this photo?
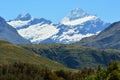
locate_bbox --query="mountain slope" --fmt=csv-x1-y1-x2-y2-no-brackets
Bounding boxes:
0,16,30,44
53,8,109,43
8,8,110,44
8,13,58,44
21,44,120,69
76,21,120,50
0,40,67,70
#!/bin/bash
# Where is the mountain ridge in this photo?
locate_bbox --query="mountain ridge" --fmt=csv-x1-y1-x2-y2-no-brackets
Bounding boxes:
8,8,110,44
0,16,30,44
75,21,120,50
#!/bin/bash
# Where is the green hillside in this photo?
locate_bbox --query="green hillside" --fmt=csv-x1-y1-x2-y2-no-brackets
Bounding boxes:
21,44,120,69
0,40,67,70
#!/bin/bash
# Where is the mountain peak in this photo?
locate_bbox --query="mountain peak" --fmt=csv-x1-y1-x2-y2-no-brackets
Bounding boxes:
66,8,90,21
61,8,98,25
15,13,32,21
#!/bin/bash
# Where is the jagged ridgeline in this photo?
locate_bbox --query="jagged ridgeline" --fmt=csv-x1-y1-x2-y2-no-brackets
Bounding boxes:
0,40,68,70
8,8,110,44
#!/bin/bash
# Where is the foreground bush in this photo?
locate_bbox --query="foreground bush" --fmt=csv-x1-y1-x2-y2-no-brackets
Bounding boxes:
0,61,119,80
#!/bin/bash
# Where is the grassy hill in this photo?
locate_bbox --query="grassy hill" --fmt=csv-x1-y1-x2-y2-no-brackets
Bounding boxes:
21,44,120,69
0,40,68,70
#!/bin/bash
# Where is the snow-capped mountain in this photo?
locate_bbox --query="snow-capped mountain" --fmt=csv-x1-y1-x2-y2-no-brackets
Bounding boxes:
61,8,109,34
8,13,58,44
0,16,30,44
61,8,90,24
49,8,110,43
8,8,110,44
52,8,110,43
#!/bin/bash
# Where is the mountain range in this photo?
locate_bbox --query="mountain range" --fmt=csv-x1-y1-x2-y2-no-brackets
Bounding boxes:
8,8,110,44
0,8,120,70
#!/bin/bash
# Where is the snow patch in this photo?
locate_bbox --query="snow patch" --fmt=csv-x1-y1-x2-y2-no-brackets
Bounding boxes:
58,33,94,43
18,23,59,43
7,18,33,29
61,16,98,26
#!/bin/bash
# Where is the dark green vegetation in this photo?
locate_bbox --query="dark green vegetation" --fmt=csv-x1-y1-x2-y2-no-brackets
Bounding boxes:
75,21,120,50
0,40,67,70
21,44,120,69
0,39,120,80
0,61,120,80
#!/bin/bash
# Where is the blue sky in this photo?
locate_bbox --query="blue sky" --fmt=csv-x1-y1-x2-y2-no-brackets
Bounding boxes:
0,0,120,23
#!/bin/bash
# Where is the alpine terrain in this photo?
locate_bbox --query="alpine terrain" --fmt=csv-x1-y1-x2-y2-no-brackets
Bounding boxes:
8,8,110,44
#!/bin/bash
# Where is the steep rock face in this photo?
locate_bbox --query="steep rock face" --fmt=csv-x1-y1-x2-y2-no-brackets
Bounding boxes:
0,16,30,44
8,8,110,44
77,21,120,50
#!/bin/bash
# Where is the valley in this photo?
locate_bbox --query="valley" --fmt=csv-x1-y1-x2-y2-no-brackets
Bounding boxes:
0,1,120,79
